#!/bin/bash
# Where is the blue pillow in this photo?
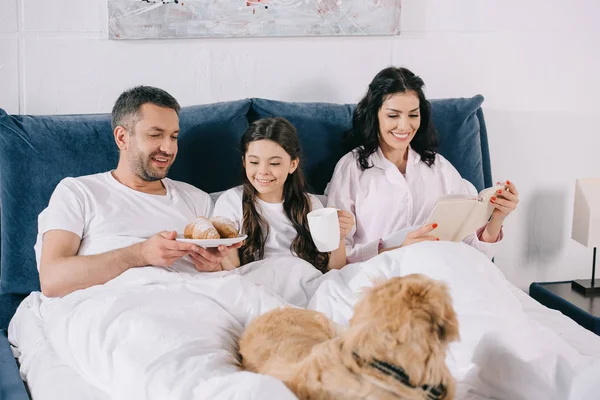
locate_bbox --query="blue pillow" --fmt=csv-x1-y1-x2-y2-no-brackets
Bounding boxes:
430,95,490,192
168,101,251,193
0,112,116,296
0,100,251,297
250,95,490,193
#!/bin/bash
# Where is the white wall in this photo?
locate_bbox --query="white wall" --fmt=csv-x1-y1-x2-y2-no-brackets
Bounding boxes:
1,0,599,290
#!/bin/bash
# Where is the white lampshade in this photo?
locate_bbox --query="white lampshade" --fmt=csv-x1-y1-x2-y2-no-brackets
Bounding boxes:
571,178,600,248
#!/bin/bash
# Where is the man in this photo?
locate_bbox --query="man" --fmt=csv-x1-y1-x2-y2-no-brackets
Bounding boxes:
37,86,239,298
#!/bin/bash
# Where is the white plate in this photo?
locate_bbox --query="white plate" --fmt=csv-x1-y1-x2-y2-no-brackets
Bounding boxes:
175,235,247,248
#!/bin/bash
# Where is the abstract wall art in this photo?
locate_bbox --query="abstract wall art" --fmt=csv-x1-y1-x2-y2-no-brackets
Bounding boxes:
108,0,402,40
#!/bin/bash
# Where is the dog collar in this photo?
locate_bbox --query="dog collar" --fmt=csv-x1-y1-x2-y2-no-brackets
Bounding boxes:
352,352,447,400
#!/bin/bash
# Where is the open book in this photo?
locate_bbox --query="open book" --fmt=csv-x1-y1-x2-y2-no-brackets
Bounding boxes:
425,184,506,242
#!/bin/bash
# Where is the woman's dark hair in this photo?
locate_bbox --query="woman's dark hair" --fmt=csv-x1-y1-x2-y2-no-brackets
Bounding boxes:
344,67,439,170
239,117,329,273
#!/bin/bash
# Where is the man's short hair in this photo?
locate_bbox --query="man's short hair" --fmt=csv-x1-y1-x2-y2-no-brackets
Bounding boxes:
111,86,181,132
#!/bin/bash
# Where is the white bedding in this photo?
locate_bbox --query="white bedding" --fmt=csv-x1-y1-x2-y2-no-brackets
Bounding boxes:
9,242,600,400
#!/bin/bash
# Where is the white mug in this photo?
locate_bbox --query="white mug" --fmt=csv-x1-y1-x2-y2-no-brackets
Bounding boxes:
307,208,340,252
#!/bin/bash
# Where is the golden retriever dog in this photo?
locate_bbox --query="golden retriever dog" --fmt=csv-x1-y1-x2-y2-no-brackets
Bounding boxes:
238,274,459,400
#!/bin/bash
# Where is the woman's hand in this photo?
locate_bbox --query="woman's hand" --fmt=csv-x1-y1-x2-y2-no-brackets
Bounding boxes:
379,224,439,254
400,223,439,247
337,210,355,240
490,180,519,222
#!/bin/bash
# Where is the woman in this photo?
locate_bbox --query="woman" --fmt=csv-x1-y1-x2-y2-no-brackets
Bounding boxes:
326,67,518,263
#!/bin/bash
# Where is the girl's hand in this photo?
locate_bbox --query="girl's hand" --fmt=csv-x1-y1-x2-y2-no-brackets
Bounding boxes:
491,180,519,221
337,210,355,240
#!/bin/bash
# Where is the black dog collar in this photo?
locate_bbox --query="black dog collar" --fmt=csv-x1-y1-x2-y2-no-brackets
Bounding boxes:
352,352,447,400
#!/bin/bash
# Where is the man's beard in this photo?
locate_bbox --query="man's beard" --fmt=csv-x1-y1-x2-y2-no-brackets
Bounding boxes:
131,151,172,182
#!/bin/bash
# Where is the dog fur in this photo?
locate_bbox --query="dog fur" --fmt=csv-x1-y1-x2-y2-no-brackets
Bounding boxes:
238,274,460,400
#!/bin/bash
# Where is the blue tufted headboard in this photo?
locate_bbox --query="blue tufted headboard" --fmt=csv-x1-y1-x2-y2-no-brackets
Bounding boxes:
250,95,491,194
0,95,491,329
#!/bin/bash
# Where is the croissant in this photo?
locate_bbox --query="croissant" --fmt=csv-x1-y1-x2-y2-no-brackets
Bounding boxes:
184,217,220,240
210,216,239,239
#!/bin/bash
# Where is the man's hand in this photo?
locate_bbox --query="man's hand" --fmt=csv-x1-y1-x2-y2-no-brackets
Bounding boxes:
138,230,199,267
189,241,243,272
139,231,243,272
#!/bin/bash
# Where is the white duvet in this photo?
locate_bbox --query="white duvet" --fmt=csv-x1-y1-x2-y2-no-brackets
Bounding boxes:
9,242,600,400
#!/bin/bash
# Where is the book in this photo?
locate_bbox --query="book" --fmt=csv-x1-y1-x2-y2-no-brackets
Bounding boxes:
424,183,506,242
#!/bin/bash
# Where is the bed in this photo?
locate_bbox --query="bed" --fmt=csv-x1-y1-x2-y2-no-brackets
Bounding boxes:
1,96,598,400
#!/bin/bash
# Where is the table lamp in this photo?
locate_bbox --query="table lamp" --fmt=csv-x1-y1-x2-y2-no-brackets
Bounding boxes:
571,178,600,296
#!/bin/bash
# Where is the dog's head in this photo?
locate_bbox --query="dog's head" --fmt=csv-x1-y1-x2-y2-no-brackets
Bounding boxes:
343,274,459,397
349,274,459,346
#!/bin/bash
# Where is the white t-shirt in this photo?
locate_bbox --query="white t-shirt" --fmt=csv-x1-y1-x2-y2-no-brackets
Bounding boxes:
213,186,323,259
34,171,213,272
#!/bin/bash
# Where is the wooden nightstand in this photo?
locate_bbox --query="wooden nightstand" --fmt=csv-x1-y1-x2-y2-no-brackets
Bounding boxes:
529,281,600,335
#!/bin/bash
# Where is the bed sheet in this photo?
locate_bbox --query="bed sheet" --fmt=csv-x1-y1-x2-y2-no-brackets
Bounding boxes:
9,242,600,400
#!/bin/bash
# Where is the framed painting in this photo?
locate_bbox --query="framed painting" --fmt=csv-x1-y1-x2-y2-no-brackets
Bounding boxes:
108,0,402,39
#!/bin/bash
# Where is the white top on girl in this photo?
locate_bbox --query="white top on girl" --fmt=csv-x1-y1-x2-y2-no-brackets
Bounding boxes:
214,186,323,259
326,147,502,263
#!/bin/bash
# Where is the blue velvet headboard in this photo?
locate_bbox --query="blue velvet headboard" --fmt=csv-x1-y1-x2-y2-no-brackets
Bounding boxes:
0,95,491,329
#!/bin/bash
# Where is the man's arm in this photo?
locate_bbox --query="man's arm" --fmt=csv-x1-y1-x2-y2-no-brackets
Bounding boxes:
39,230,199,298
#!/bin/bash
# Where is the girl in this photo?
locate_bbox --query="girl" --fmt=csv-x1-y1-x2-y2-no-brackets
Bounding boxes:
215,117,353,272
326,66,519,263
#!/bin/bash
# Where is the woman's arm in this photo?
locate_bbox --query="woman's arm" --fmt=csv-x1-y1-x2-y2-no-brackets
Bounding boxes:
436,156,504,259
326,155,381,263
479,180,519,242
479,215,504,243
440,157,519,258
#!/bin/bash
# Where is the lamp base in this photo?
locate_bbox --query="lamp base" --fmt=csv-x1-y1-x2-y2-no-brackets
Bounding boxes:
571,279,600,296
